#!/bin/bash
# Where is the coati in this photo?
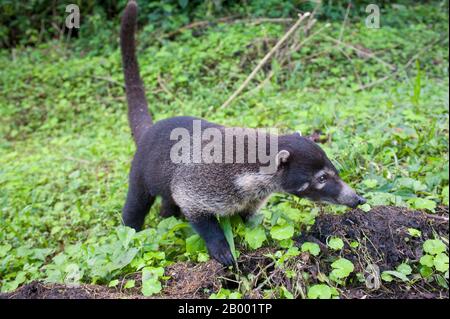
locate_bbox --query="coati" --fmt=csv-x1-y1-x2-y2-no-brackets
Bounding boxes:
119,1,366,266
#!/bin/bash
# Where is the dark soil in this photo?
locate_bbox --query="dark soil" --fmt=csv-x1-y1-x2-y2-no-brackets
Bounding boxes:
2,205,448,299
307,205,449,270
0,281,136,299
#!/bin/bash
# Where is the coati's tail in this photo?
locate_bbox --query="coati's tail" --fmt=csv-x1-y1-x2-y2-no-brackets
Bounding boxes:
120,1,152,144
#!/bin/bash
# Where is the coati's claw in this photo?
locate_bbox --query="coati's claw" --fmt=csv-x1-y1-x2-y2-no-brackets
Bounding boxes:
207,240,235,266
189,215,236,266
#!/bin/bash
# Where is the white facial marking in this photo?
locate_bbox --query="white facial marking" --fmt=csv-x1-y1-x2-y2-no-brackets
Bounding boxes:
337,181,356,203
298,182,309,192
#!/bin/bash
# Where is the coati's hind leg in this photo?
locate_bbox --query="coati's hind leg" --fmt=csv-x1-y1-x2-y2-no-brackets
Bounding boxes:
188,214,235,267
159,196,181,218
122,177,155,231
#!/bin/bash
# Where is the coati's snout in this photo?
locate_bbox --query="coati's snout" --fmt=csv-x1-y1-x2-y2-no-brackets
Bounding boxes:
291,168,366,208
278,134,366,208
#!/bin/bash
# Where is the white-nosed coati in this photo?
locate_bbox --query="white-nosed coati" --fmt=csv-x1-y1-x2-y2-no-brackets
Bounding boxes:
120,1,366,266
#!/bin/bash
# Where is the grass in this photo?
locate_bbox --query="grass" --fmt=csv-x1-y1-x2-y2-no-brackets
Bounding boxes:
0,2,448,297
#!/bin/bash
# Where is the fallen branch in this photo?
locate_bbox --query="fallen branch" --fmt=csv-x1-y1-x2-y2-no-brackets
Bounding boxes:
338,2,352,42
163,17,294,40
219,12,312,109
355,37,445,91
326,36,396,71
249,21,331,96
92,76,125,88
157,74,183,104
163,16,237,39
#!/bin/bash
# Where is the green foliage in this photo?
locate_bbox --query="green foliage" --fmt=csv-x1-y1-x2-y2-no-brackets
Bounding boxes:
0,0,448,298
141,266,164,296
300,242,321,256
423,239,447,255
244,225,267,250
209,288,242,299
270,223,294,241
307,284,339,299
219,217,237,260
330,258,354,283
419,239,449,278
327,237,344,251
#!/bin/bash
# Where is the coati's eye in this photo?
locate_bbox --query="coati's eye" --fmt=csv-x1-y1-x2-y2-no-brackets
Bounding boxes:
318,174,328,184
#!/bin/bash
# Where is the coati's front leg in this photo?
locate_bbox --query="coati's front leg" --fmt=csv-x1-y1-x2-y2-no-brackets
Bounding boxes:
122,176,155,231
189,214,235,267
160,196,181,218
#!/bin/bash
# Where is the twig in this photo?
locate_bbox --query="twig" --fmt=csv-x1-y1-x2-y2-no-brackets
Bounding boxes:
92,76,125,88
420,212,449,222
163,16,237,39
64,156,92,164
157,74,183,104
234,17,295,25
338,2,352,42
249,21,330,95
335,46,363,87
326,36,396,71
163,17,294,39
355,37,444,91
219,12,312,109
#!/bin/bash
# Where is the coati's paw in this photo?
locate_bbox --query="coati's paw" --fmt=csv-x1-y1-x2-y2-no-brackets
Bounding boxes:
207,240,235,267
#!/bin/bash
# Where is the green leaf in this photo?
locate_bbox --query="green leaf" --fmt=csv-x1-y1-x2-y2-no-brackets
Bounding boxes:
301,242,320,256
108,279,119,287
350,241,359,248
64,263,83,284
442,186,449,206
270,224,295,241
363,179,378,188
433,253,449,272
244,225,267,250
420,254,434,267
396,263,412,276
185,234,206,254
219,217,237,260
360,203,371,212
0,244,12,258
178,0,189,8
112,248,139,270
381,270,409,282
327,237,344,250
381,272,394,282
408,198,436,212
307,284,333,299
280,286,294,299
435,274,449,289
330,258,354,280
407,228,422,237
124,280,136,289
116,226,136,248
420,265,433,278
423,239,446,255
141,267,164,296
197,252,209,262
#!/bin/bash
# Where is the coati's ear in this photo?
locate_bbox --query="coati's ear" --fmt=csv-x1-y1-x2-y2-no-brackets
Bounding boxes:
276,150,290,167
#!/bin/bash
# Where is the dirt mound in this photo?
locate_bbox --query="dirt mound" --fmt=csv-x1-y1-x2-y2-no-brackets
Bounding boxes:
307,205,449,270
163,260,224,298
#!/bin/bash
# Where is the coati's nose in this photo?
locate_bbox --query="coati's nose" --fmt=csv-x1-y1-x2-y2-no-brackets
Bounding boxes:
356,195,366,206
